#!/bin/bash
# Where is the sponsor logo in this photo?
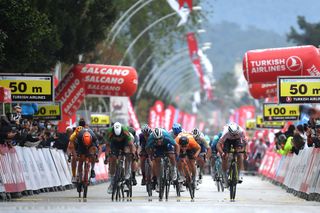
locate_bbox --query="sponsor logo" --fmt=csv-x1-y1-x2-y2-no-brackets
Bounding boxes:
286,56,303,72
307,65,320,76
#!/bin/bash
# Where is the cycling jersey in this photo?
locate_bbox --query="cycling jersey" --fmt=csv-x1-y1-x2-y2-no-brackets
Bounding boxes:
175,132,200,159
105,126,132,156
146,128,176,157
76,128,98,155
218,125,247,145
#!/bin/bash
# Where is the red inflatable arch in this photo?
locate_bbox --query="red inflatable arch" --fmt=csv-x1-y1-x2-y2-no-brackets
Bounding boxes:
243,45,320,84
55,64,138,131
248,83,277,99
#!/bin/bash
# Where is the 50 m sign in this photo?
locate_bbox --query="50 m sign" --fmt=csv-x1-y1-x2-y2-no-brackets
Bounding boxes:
0,74,53,102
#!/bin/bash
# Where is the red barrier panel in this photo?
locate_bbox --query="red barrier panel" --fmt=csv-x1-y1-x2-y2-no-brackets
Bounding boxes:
0,145,26,193
248,83,277,99
243,45,320,84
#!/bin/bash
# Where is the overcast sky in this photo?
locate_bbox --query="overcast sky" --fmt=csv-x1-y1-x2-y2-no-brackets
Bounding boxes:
202,0,320,35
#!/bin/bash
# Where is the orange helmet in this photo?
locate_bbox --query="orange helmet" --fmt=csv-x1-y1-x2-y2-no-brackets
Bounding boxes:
82,131,92,147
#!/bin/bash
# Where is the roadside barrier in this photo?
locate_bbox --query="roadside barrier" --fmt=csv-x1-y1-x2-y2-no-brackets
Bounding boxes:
0,144,109,200
259,147,320,201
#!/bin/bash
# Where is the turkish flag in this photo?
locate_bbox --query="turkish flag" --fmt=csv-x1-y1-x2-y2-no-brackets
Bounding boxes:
179,0,193,11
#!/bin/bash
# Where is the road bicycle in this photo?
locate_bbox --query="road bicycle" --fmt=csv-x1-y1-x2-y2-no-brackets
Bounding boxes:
144,157,153,197
111,152,133,201
158,155,171,200
180,158,195,200
211,154,224,192
228,147,245,201
76,155,92,198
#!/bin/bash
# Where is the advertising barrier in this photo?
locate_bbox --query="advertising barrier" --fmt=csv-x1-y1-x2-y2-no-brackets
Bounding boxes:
0,145,109,198
259,147,320,200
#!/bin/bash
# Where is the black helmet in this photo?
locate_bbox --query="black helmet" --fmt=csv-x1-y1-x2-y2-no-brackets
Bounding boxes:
179,136,189,146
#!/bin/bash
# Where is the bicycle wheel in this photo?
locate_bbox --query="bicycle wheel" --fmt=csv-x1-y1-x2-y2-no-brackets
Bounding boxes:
77,182,82,198
145,160,152,197
229,162,237,201
159,161,165,200
164,166,170,200
216,178,221,192
83,184,88,198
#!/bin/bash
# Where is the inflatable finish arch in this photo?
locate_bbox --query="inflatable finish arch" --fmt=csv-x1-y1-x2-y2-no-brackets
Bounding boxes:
55,64,138,125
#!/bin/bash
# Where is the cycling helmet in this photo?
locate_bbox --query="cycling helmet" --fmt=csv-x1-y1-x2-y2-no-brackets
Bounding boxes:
191,128,201,138
179,136,189,147
153,128,163,139
213,135,219,141
128,126,136,136
82,130,92,147
113,122,122,136
172,123,182,135
217,132,223,138
278,134,287,143
78,118,86,127
141,124,152,135
228,123,240,136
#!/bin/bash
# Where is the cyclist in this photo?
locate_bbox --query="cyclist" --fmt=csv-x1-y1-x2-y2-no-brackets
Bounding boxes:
76,126,99,182
175,132,201,188
191,128,211,182
146,127,180,191
68,119,86,182
128,126,139,186
217,122,247,187
105,122,136,194
138,124,153,186
169,123,183,139
210,132,222,178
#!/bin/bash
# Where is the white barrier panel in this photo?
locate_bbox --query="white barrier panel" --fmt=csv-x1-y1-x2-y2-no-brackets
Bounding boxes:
306,149,320,194
42,148,61,187
23,147,42,190
30,147,49,189
50,149,69,186
15,146,36,191
37,148,57,188
57,150,72,185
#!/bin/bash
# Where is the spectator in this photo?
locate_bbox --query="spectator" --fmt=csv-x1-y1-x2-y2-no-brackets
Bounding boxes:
54,127,73,152
0,115,16,146
277,134,293,155
285,124,295,138
291,129,306,155
253,139,267,160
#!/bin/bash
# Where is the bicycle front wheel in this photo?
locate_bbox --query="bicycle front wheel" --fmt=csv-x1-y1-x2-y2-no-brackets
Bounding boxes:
229,162,237,201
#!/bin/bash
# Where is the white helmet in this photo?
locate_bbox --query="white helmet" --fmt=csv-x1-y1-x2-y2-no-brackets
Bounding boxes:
153,128,163,139
228,122,240,136
113,122,122,136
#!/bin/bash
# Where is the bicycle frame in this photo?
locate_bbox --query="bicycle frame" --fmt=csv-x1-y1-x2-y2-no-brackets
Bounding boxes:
211,154,224,192
77,155,92,198
159,155,171,200
145,157,153,197
228,147,245,201
111,152,132,201
180,158,195,200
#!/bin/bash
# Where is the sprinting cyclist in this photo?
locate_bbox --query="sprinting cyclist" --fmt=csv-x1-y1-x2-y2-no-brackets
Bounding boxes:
138,124,153,186
105,122,136,194
146,127,180,191
217,122,247,187
191,128,211,182
175,132,201,188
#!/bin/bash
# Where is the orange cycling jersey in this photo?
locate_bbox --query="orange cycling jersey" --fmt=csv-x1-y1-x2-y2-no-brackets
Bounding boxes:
175,132,200,151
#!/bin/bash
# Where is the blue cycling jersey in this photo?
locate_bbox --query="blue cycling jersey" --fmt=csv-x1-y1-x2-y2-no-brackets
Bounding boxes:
146,128,176,149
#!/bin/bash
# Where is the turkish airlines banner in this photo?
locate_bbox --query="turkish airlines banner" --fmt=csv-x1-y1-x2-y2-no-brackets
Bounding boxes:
248,83,277,99
179,0,193,10
243,45,320,84
55,64,138,132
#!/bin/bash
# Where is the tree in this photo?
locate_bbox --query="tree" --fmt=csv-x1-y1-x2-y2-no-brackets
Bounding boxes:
0,0,61,72
287,16,320,46
0,0,116,73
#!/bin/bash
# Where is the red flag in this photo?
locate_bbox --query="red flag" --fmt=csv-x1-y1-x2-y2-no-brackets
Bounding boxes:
179,0,193,11
187,32,198,59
